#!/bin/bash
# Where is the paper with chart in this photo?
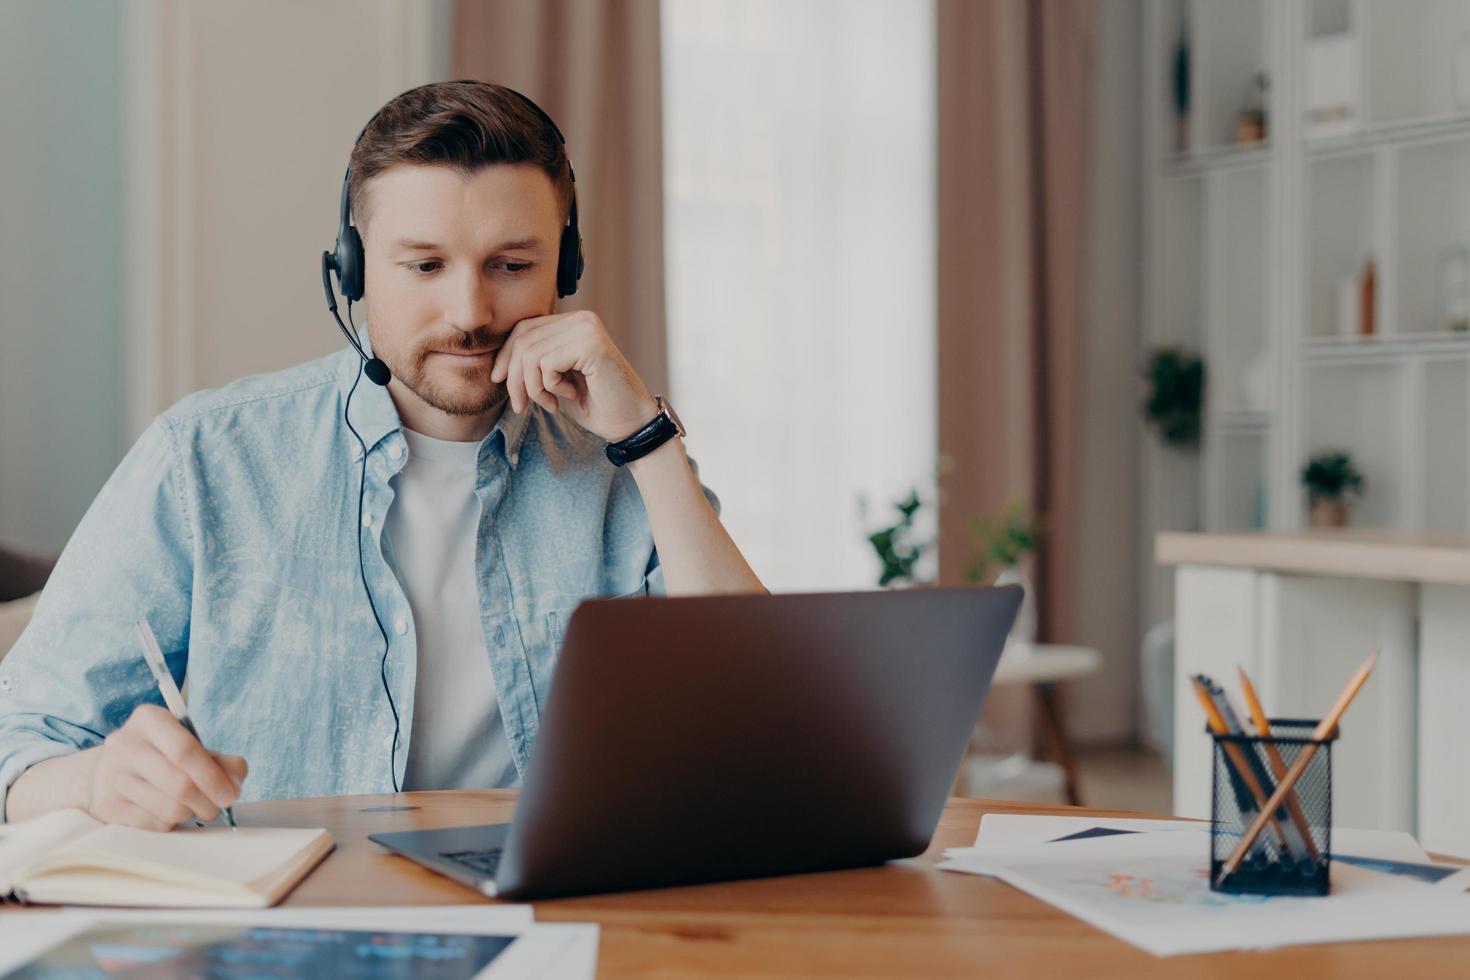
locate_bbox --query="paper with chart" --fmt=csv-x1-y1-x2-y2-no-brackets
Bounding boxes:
939,814,1470,956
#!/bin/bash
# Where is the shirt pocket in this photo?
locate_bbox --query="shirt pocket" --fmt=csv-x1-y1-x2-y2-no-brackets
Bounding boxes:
543,579,649,661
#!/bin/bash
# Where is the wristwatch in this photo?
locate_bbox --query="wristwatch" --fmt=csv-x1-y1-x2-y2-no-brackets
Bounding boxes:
604,395,687,467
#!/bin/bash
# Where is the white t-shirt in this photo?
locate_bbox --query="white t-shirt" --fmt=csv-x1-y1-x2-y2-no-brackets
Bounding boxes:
386,427,518,790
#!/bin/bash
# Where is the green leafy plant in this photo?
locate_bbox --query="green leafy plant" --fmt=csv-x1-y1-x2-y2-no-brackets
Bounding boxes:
1143,348,1204,449
1301,451,1364,501
864,490,931,588
964,502,1040,584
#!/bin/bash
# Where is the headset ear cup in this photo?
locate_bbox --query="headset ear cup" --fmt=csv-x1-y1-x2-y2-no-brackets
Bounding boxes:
340,226,366,302
557,225,583,298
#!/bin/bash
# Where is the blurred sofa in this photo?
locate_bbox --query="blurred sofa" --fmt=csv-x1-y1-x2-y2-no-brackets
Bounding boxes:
0,546,54,661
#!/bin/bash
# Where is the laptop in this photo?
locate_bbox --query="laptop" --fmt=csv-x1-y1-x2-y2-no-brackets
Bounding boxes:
370,585,1022,900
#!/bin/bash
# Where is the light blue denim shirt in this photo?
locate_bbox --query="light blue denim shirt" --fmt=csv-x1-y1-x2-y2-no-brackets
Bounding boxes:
0,343,714,820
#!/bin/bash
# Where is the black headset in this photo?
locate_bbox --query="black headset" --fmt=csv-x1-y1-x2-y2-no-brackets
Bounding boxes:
320,80,585,387
323,81,583,792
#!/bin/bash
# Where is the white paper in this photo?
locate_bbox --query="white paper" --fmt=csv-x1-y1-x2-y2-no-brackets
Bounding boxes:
939,814,1470,957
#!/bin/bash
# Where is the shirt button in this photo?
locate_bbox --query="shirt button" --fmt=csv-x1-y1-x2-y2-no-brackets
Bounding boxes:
394,618,408,636
0,675,13,693
362,512,373,529
389,443,404,461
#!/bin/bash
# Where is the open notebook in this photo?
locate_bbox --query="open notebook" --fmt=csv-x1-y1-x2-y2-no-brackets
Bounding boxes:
0,808,333,907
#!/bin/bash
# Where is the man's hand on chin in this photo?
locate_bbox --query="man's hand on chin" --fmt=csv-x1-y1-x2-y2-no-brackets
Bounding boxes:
488,310,659,441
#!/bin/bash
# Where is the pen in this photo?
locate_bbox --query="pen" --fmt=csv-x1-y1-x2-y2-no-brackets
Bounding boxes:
1237,666,1319,862
1190,675,1296,858
1219,652,1378,883
1205,678,1313,862
133,618,237,829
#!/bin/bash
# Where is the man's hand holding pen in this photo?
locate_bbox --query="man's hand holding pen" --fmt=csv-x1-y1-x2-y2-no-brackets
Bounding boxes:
84,704,246,832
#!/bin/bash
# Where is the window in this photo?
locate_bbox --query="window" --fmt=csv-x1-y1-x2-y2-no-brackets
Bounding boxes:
662,0,937,591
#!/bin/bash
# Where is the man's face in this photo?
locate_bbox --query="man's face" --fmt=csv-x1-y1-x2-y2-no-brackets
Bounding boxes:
360,162,563,418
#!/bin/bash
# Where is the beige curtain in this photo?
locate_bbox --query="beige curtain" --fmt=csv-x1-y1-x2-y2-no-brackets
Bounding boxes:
453,0,668,394
940,0,1093,631
936,0,1096,649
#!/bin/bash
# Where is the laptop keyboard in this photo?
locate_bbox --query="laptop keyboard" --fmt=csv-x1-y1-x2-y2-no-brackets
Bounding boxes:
439,848,504,877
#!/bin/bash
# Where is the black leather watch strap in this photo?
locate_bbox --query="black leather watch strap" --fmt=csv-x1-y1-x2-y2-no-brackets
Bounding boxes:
605,395,684,467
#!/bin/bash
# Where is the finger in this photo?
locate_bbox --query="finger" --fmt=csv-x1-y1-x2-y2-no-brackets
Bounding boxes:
103,798,173,833
543,364,579,403
89,774,171,832
117,769,195,829
521,344,559,414
137,710,241,810
535,336,587,405
131,739,223,821
212,752,249,789
490,318,549,383
503,341,529,413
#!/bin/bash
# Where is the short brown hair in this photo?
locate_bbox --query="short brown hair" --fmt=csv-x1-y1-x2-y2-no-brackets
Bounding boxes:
348,79,573,230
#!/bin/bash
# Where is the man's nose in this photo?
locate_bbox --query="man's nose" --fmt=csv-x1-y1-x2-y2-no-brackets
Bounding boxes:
445,266,495,334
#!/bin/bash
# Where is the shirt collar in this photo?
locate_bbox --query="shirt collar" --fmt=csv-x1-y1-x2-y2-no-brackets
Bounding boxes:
335,329,533,469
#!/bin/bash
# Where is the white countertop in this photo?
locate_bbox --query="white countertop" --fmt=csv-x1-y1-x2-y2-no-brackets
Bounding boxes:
1156,529,1470,585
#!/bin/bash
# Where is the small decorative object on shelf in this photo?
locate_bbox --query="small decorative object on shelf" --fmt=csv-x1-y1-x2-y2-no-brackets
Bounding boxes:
1234,72,1269,146
1172,18,1190,155
1439,244,1470,332
1143,348,1204,450
1359,256,1376,337
965,502,1041,644
1304,22,1359,138
1301,451,1364,528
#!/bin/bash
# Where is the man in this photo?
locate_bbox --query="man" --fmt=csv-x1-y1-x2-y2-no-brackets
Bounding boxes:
1,80,763,828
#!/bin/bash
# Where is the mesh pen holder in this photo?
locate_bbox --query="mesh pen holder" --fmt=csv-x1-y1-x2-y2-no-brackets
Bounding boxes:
1209,719,1336,896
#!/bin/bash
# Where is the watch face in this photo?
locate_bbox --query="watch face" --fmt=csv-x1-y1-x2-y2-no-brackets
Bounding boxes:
660,397,687,437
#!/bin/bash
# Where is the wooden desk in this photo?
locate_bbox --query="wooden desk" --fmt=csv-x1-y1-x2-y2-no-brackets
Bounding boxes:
228,790,1470,977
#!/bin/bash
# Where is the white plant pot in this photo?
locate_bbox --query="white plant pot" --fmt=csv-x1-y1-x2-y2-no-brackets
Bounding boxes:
994,564,1038,644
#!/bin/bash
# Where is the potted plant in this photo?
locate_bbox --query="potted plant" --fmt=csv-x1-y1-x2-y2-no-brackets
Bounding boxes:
1143,348,1204,450
863,490,932,588
965,502,1041,644
1301,451,1364,527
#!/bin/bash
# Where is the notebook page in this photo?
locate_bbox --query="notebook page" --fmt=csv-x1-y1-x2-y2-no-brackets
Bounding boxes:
22,824,330,898
0,808,101,894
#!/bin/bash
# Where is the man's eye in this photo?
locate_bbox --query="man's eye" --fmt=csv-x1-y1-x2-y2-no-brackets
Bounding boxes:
496,262,533,274
408,261,442,275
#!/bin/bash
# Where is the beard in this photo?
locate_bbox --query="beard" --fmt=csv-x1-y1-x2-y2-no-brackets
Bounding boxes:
381,326,507,417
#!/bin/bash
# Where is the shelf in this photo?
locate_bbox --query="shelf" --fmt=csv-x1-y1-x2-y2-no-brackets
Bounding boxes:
1159,144,1272,179
1211,410,1272,431
1306,112,1470,158
1303,334,1470,362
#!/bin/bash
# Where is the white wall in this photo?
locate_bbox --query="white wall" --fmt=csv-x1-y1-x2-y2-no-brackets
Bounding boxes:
0,0,126,555
123,0,451,437
1,0,449,555
662,0,937,591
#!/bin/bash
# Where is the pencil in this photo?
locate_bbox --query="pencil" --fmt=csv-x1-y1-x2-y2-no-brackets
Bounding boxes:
1218,653,1378,883
1237,666,1320,862
1189,675,1297,859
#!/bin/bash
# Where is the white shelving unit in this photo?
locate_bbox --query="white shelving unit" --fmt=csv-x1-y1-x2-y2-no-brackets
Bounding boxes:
1142,0,1470,632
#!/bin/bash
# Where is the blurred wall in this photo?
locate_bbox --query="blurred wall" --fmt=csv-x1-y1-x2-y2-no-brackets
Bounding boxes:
0,0,125,555
123,0,452,436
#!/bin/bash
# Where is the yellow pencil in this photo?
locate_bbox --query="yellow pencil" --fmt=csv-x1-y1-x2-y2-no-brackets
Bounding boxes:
1219,653,1378,883
1237,666,1320,862
1189,675,1296,858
